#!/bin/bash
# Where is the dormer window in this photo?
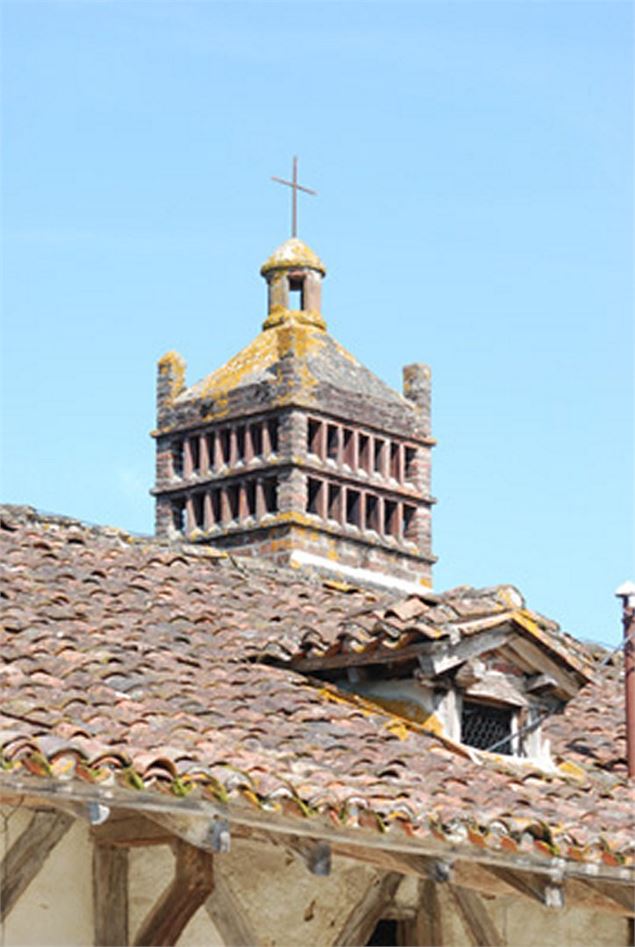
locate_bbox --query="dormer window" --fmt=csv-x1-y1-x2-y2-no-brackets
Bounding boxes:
461,699,514,755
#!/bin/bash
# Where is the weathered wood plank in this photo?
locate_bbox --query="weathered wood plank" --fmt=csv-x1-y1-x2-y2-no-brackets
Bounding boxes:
485,864,546,904
205,874,260,946
449,885,504,946
234,823,635,920
294,836,435,882
485,864,564,909
133,840,214,946
0,810,74,921
92,814,173,848
93,843,129,946
505,638,580,698
422,629,513,677
412,879,445,946
331,872,402,947
574,878,635,917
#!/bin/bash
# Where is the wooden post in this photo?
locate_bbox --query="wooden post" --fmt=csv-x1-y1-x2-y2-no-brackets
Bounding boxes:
0,810,74,922
93,844,129,946
410,879,445,947
448,885,504,946
205,875,260,947
133,840,214,946
331,872,401,947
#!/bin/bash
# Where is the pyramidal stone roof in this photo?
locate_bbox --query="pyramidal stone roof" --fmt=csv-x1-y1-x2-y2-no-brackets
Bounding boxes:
158,239,428,439
179,324,415,421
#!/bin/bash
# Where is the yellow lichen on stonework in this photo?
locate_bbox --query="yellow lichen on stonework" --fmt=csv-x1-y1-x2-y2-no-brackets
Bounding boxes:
158,351,186,401
263,307,327,332
318,688,444,741
331,337,362,367
556,760,586,782
193,329,280,401
186,319,327,410
260,238,327,276
512,609,592,677
372,697,443,734
276,322,325,360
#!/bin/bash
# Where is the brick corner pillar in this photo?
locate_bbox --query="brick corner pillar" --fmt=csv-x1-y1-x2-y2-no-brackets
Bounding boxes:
277,468,307,516
278,409,308,461
155,496,173,538
413,505,433,564
157,351,186,422
403,363,432,437
154,436,173,490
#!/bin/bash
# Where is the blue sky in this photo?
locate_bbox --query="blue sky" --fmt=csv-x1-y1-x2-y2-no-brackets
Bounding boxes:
1,1,632,646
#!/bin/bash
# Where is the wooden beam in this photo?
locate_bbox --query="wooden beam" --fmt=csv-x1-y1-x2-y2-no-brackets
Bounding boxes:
92,813,173,848
0,810,74,921
292,641,435,673
448,885,504,946
93,843,129,946
485,864,565,909
298,837,436,882
223,822,635,920
133,840,214,946
573,878,635,918
411,879,445,946
421,629,512,677
330,872,402,947
505,638,580,698
205,875,260,946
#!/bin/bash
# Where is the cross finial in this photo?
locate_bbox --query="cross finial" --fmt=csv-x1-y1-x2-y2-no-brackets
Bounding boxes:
271,156,317,238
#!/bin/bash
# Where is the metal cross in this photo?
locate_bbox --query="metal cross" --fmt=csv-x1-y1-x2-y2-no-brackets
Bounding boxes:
271,156,317,238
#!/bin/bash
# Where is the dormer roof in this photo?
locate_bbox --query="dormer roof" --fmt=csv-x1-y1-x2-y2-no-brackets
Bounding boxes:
283,584,594,699
160,318,427,440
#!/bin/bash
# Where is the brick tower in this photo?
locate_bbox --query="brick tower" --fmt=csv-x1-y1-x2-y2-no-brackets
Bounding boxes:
152,237,436,592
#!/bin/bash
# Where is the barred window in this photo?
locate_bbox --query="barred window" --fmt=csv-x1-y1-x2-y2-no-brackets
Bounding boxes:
461,700,513,754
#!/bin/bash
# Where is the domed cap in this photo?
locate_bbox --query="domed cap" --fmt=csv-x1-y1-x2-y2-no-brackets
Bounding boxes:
260,238,326,277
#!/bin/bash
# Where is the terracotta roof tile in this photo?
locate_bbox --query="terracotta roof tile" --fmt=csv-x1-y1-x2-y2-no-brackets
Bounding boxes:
0,504,632,868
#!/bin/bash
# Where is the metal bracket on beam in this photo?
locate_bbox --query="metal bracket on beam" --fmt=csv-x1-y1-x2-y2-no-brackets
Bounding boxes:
427,859,453,883
307,841,332,877
207,817,231,853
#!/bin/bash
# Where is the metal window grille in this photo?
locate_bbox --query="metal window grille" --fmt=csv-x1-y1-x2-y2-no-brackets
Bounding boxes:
461,700,513,754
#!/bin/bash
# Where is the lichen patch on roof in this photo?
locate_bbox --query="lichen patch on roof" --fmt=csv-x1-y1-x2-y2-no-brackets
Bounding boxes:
170,321,415,424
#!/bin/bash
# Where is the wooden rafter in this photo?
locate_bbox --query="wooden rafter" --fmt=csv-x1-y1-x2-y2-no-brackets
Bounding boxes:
0,810,74,921
330,872,402,947
574,878,635,917
244,822,635,919
133,840,214,946
92,813,174,848
93,843,129,946
448,885,504,946
205,874,260,946
505,637,580,698
411,879,446,946
485,864,560,906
